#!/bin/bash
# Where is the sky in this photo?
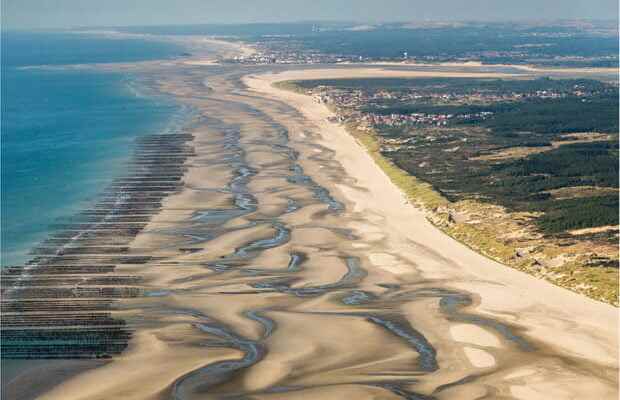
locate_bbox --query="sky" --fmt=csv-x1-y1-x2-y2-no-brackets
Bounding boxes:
2,0,618,30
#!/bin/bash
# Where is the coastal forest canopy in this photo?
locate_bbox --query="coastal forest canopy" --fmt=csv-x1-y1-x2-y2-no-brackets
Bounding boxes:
295,77,620,235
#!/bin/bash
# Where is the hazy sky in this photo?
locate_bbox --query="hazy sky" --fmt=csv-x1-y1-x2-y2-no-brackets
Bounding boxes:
2,0,618,30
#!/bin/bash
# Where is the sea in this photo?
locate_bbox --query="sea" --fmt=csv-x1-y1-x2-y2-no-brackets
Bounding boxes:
1,31,186,265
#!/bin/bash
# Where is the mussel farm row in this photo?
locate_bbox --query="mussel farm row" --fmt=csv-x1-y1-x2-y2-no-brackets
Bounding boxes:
1,133,194,359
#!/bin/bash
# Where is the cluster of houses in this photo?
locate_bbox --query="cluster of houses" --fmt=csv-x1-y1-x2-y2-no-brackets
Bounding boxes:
312,89,369,106
326,108,494,129
226,43,362,65
359,111,494,127
229,52,356,64
308,83,606,131
312,88,495,128
309,86,593,110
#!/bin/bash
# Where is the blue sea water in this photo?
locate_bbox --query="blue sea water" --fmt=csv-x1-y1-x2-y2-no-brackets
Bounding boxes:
1,32,185,265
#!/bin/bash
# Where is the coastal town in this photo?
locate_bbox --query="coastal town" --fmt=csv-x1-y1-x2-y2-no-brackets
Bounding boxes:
219,20,619,68
303,81,605,130
225,46,363,64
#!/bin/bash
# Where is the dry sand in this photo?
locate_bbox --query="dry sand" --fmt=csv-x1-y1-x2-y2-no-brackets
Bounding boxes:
258,67,520,81
360,60,618,80
183,38,256,65
243,67,619,397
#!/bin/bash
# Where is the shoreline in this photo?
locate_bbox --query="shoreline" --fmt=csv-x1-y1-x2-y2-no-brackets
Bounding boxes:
243,69,618,369
362,60,618,75
259,68,619,306
5,36,618,399
0,63,182,266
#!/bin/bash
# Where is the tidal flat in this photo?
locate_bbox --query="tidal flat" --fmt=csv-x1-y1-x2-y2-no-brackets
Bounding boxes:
1,38,618,400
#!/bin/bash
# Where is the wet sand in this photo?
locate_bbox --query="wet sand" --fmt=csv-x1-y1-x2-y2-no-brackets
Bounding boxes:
3,43,618,400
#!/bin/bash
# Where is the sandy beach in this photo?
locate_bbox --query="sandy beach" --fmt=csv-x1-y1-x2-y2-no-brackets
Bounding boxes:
243,68,619,397
5,41,617,400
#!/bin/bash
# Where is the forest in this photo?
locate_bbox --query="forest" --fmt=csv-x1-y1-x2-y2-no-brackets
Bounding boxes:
299,77,619,236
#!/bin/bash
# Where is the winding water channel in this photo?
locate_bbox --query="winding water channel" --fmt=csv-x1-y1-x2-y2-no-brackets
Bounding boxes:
2,58,618,399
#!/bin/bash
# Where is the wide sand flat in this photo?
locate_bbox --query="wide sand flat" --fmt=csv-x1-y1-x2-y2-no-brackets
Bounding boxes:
243,67,618,397
24,46,618,400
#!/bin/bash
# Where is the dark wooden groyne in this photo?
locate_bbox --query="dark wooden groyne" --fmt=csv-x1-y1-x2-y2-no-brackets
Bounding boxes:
1,133,194,359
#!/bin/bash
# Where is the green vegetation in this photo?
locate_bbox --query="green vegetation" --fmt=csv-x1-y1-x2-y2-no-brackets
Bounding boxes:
263,24,619,67
299,77,619,236
295,77,611,93
284,65,619,305
536,195,618,234
497,141,619,190
300,77,619,136
346,124,448,210
391,137,619,235
482,95,619,135
365,94,619,135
